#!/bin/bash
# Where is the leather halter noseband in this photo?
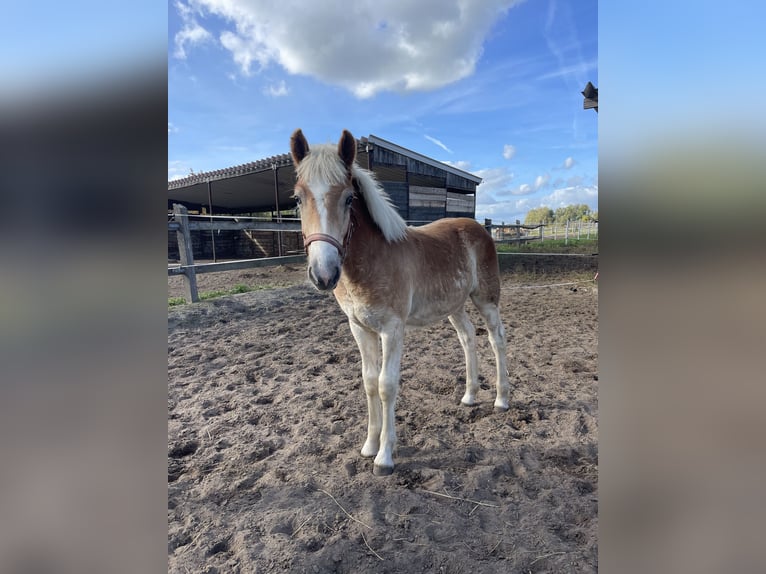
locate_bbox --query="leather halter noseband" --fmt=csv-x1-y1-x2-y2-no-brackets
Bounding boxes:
303,232,346,259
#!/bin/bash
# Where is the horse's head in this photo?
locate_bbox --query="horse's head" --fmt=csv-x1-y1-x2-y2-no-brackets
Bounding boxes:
290,129,357,291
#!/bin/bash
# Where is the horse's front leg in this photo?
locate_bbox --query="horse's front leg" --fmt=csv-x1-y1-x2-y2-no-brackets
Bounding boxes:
373,322,405,476
348,321,382,458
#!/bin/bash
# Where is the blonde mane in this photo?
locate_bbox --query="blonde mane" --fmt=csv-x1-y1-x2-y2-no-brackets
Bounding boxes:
296,144,408,243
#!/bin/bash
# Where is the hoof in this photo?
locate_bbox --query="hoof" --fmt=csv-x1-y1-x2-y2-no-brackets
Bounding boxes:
372,464,394,476
493,403,510,413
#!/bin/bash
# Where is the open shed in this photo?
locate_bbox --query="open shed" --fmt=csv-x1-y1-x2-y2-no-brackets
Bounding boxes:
168,134,481,222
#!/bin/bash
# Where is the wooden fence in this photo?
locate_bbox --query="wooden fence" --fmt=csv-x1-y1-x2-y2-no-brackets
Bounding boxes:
169,205,600,303
484,219,598,244
169,204,305,303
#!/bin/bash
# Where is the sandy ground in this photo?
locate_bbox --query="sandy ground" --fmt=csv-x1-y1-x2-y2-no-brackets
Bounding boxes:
168,265,598,573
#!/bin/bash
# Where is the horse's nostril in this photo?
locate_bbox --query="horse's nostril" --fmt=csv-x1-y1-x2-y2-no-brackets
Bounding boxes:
308,265,339,291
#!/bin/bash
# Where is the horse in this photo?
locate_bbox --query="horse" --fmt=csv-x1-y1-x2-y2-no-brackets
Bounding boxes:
290,129,510,476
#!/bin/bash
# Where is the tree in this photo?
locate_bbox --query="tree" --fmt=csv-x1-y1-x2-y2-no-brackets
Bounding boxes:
553,204,591,223
524,207,554,224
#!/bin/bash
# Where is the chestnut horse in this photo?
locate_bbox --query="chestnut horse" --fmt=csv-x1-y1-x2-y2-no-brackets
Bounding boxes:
290,129,510,475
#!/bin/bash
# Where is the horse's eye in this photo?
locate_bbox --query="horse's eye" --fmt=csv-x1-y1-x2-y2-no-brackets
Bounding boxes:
345,195,353,207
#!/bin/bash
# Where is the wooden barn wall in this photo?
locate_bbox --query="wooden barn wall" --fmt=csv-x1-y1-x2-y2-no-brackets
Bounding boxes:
408,186,445,222
372,146,477,192
379,181,409,219
168,229,303,261
446,191,475,214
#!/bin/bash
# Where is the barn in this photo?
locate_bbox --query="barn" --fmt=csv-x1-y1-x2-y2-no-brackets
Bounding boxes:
168,135,481,260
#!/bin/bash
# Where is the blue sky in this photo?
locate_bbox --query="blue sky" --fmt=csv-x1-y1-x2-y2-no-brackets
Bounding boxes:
168,0,597,223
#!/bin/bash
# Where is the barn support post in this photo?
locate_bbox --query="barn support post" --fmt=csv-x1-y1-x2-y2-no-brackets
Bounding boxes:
173,203,199,303
272,164,283,257
207,181,217,262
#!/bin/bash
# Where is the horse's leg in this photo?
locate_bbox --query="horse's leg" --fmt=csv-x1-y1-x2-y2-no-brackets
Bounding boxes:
472,298,511,411
448,307,480,406
349,321,382,458
373,321,404,476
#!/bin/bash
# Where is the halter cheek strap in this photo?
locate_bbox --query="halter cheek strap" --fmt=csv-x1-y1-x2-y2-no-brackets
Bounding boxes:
303,233,346,259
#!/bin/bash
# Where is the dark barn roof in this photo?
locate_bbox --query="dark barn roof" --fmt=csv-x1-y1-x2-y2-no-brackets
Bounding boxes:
582,81,598,112
168,135,482,215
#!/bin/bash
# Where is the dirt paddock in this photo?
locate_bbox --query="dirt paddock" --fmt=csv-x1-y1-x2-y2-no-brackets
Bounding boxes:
168,265,598,573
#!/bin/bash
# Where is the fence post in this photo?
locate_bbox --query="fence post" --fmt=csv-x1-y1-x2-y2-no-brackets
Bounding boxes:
587,220,591,239
173,203,199,303
577,219,582,240
539,223,544,243
565,219,570,245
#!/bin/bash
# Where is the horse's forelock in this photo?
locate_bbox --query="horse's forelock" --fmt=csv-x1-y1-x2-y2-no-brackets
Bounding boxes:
294,145,349,188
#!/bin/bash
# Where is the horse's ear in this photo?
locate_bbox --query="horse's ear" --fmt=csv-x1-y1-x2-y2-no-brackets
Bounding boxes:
290,129,309,165
338,130,356,168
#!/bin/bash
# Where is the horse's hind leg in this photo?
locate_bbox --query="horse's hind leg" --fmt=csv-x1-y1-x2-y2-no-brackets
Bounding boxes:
448,308,480,406
472,298,511,411
349,321,382,458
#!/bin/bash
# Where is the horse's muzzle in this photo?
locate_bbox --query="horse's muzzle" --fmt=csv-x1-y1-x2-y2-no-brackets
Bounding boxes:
308,264,340,291
305,234,343,291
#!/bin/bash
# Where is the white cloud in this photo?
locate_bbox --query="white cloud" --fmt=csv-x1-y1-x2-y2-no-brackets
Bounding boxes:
168,122,179,134
173,1,213,59
502,144,516,160
475,167,515,201
533,173,550,190
264,80,289,97
187,0,524,97
561,156,575,169
424,135,452,154
539,184,598,210
441,159,473,172
475,184,598,224
168,160,193,181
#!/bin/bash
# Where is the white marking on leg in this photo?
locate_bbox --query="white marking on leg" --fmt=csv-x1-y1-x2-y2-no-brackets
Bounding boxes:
448,308,479,406
373,323,404,473
477,303,511,410
349,321,381,457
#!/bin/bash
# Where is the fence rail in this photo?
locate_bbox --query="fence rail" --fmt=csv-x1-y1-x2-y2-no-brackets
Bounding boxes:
169,204,306,302
169,206,599,303
484,219,598,244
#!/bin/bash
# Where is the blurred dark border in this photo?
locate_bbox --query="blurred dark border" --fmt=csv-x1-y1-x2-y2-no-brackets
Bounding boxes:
600,3,766,573
0,51,168,574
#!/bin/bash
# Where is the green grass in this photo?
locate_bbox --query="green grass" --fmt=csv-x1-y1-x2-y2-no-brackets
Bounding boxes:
168,283,282,307
495,238,598,254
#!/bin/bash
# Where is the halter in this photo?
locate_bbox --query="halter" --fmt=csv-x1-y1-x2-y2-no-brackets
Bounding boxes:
303,232,346,259
302,201,355,261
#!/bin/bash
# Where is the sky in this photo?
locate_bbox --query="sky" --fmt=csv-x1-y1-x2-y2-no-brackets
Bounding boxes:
168,0,598,224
